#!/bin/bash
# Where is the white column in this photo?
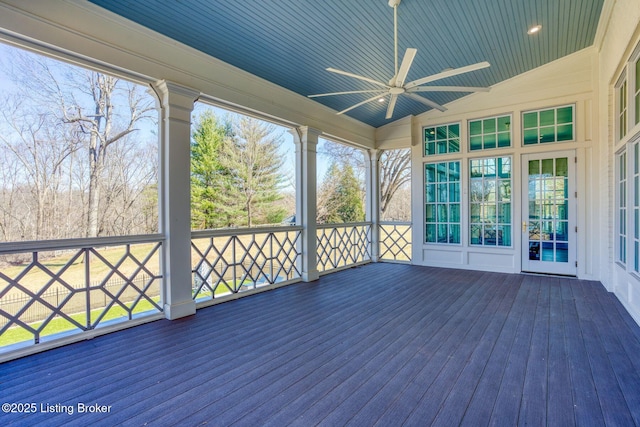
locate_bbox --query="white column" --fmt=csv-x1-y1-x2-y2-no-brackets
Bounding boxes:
152,80,199,320
366,149,381,262
291,126,321,282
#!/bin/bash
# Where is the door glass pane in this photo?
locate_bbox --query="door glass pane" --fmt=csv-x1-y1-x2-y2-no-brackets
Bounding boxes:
528,157,569,263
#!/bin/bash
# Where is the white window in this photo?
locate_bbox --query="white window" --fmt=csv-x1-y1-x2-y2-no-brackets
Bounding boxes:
618,150,627,265
469,157,512,247
424,161,461,244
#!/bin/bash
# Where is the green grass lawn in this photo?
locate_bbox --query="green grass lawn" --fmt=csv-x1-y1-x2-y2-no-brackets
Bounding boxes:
0,298,161,348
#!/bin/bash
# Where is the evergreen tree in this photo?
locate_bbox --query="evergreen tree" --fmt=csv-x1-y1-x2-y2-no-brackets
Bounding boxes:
226,117,285,226
190,111,237,229
318,162,364,223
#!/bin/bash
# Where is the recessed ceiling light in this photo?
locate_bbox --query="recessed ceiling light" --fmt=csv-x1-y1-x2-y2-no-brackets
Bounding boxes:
528,25,542,35
378,98,385,103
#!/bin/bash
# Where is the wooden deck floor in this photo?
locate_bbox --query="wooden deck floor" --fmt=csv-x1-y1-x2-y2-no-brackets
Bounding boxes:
1,263,640,426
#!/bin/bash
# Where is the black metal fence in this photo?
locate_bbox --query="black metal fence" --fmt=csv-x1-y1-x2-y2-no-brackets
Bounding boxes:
0,274,160,327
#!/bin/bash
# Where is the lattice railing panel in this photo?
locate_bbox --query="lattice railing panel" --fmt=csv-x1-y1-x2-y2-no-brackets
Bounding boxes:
191,227,302,302
379,222,412,262
0,238,163,349
316,223,372,273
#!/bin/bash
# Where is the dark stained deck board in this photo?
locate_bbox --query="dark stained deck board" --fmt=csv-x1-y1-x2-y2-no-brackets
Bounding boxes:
428,273,523,427
104,265,458,426
560,277,606,426
316,271,505,426
459,276,533,426
577,280,640,425
545,278,575,426
251,268,487,427
225,268,485,427
487,274,540,426
53,265,425,426
399,272,520,426
518,276,550,426
572,280,636,426
151,267,471,426
1,263,639,426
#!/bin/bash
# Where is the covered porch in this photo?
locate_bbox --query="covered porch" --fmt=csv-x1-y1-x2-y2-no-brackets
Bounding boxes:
2,263,639,426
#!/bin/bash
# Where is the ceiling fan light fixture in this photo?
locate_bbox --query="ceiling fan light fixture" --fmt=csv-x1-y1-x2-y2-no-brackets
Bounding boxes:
527,24,542,35
308,0,490,120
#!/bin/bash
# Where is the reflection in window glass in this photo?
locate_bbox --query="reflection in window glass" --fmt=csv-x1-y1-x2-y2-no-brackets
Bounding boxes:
636,58,640,125
469,157,512,247
522,105,574,145
635,143,640,272
469,115,511,151
619,151,627,265
619,79,628,140
423,123,460,156
425,161,460,244
527,157,570,263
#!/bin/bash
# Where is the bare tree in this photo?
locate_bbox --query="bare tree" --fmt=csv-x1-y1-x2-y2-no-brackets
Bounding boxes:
322,143,411,220
0,94,81,240
379,149,411,220
0,45,157,242
3,48,156,238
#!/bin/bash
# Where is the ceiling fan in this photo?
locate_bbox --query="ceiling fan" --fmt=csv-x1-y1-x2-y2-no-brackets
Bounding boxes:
308,0,491,120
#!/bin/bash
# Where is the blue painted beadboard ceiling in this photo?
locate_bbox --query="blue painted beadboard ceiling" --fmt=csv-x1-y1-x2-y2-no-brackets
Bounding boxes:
88,0,604,128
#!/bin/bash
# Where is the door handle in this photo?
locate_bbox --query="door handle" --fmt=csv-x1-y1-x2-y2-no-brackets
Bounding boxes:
522,221,527,232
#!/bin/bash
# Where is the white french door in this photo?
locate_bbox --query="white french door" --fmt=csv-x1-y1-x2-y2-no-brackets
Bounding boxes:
521,151,577,275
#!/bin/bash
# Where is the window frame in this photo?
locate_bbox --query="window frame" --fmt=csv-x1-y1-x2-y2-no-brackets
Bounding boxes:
424,160,461,245
468,114,512,151
616,70,628,141
617,149,628,266
468,156,513,248
423,122,461,157
521,104,576,146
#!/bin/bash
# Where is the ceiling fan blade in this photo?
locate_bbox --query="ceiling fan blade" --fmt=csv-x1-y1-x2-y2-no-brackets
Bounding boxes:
407,86,491,93
326,68,390,89
394,48,417,87
404,61,491,89
337,93,387,115
386,94,398,119
308,90,388,98
406,93,447,112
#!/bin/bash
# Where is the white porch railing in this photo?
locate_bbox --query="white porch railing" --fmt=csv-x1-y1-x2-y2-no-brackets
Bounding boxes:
316,222,372,274
0,235,164,352
191,226,303,303
379,221,412,262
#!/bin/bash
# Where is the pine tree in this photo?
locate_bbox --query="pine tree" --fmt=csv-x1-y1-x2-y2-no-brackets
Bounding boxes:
190,111,237,229
318,162,364,223
226,116,285,227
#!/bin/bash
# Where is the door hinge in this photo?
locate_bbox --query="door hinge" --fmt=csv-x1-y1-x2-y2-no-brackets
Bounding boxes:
575,261,578,267
575,191,577,198
575,157,577,163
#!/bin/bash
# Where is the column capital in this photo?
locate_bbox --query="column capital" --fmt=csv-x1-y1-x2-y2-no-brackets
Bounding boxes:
151,80,199,122
291,126,322,144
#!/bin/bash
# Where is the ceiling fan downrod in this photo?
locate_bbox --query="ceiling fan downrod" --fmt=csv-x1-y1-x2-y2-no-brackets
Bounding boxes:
393,1,399,77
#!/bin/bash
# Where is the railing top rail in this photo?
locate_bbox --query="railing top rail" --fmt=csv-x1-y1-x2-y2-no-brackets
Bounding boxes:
317,222,372,229
0,234,165,255
191,225,303,239
379,221,413,226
